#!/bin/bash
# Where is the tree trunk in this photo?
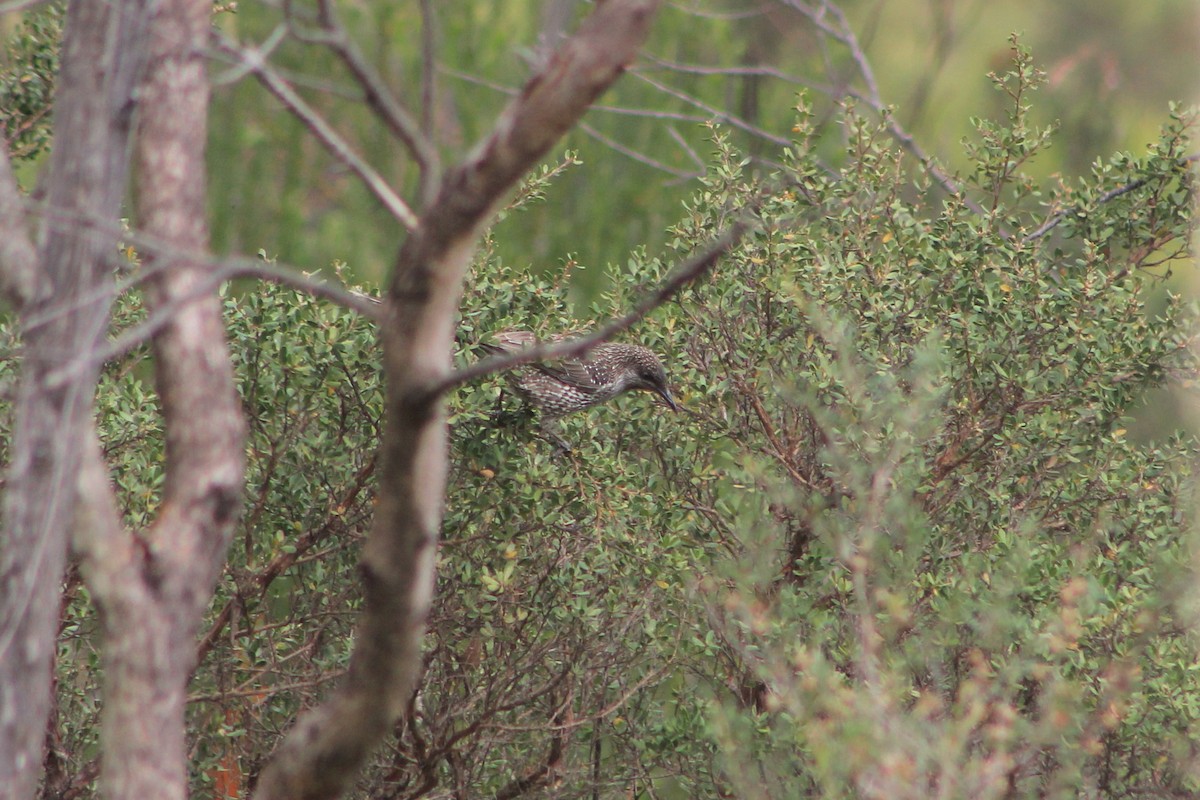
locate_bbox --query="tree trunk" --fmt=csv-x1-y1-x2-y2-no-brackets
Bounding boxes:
72,1,247,798
251,3,663,798
0,3,151,798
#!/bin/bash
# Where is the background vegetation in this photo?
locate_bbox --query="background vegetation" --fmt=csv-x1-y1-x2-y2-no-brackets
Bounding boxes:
195,1,1200,290
2,1,1198,797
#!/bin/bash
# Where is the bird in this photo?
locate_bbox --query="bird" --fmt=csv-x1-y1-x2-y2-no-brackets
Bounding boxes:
481,330,679,422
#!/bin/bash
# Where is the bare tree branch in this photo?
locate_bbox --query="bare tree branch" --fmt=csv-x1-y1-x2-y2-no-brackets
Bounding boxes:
579,120,703,180
443,66,714,126
666,124,707,174
431,221,750,398
419,0,437,145
782,0,881,104
0,2,153,796
0,147,37,309
41,253,381,390
631,69,792,146
211,30,421,230
1023,153,1200,242
775,0,988,216
280,0,442,206
441,67,760,177
251,3,665,798
644,53,826,90
10,195,382,336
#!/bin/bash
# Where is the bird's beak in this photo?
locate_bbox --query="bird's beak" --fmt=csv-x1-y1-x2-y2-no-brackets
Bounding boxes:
655,386,680,412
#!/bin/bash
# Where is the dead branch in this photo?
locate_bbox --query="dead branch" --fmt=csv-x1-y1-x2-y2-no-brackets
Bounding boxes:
211,29,420,230
0,2,154,795
251,4,665,798
432,220,749,397
281,0,441,205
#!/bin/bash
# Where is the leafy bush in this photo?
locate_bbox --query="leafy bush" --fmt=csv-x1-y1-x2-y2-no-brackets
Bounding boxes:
0,5,60,161
667,65,1200,798
6,46,1196,800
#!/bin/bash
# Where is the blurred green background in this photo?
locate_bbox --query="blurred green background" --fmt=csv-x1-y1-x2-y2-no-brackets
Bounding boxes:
205,0,1199,293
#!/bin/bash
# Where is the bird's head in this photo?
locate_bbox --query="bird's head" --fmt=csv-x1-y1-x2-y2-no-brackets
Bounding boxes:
624,348,679,412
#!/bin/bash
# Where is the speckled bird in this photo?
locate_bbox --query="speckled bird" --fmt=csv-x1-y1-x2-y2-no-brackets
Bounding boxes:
481,330,679,419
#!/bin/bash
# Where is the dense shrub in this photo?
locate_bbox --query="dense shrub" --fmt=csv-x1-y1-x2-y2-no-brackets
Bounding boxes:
5,50,1196,799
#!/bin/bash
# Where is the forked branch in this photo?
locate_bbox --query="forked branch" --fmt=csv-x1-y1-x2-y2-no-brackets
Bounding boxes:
432,220,750,397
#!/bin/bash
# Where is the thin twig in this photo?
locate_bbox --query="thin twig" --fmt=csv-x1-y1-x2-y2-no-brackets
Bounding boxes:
210,23,287,86
41,256,380,390
1023,153,1200,242
441,66,706,124
666,125,706,174
579,121,701,180
631,70,791,146
419,0,437,145
777,0,987,216
432,221,751,398
643,53,822,89
14,199,381,331
288,0,441,205
211,29,420,230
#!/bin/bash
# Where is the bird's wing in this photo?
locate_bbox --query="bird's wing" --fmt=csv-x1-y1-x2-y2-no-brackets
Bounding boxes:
481,330,603,392
480,329,537,355
531,357,603,392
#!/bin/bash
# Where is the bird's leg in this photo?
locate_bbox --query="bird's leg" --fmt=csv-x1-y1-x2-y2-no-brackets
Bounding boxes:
489,388,529,427
537,417,573,454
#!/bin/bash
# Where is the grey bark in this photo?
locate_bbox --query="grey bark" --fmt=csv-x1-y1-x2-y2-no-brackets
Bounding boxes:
251,2,664,798
70,1,247,799
0,150,36,308
0,3,152,798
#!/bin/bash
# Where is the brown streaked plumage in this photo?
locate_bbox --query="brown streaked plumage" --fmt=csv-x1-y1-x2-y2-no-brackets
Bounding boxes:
481,330,678,419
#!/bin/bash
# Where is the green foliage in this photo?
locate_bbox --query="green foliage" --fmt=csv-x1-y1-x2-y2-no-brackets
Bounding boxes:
0,4,61,161
201,2,1198,297
660,89,1199,796
4,36,1196,800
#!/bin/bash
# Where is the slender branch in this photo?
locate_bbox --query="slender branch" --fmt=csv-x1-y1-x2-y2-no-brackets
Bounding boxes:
579,120,701,180
1023,153,1200,242
211,30,420,230
210,23,287,86
792,0,880,103
0,145,37,309
419,0,436,143
7,196,380,337
284,0,441,205
431,221,750,398
442,66,723,129
666,124,707,174
631,70,791,146
213,254,381,315
42,255,380,390
776,0,987,216
644,53,824,89
443,65,785,179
